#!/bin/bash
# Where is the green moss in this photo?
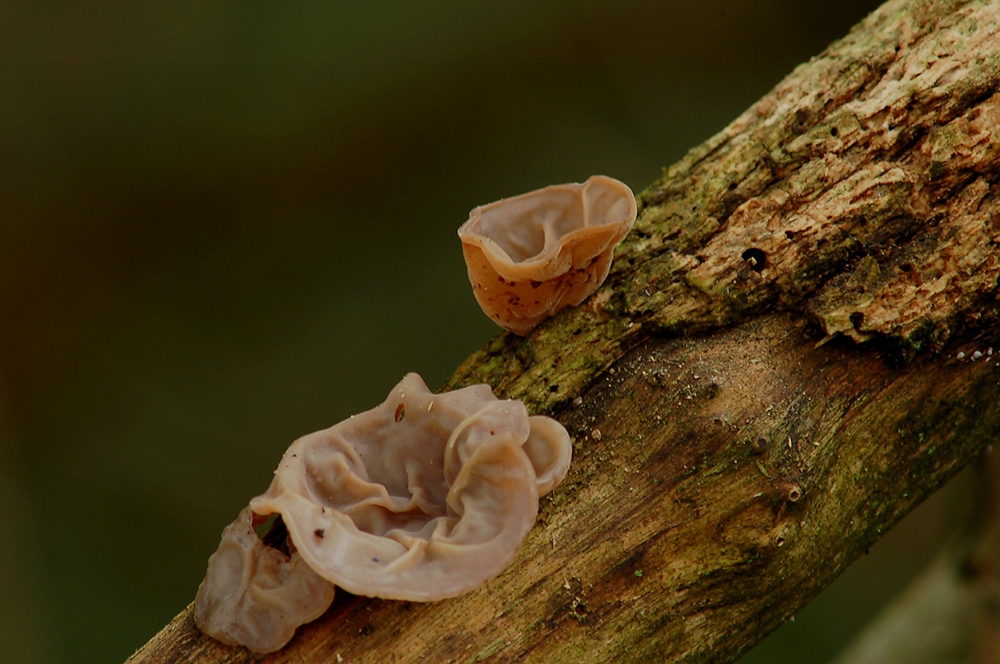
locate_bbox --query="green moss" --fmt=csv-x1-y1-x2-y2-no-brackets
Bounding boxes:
471,638,508,662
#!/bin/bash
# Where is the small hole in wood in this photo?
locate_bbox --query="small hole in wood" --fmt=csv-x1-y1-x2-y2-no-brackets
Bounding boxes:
741,248,767,273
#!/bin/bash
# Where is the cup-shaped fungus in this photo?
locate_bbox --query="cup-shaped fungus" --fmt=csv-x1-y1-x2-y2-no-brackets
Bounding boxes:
249,373,571,602
195,374,571,651
194,507,337,653
458,175,637,335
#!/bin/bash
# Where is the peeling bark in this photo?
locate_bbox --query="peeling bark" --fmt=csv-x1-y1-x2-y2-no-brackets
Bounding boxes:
127,0,1000,662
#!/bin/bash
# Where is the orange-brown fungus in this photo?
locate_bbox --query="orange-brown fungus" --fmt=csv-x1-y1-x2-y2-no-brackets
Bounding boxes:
458,175,636,335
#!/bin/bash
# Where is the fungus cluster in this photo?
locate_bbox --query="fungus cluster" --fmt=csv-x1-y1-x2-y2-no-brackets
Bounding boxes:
458,175,637,335
195,373,571,653
196,175,633,653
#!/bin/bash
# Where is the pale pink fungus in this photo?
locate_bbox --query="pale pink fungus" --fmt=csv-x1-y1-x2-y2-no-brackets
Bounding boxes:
195,373,572,651
250,373,570,601
459,175,637,335
194,507,337,653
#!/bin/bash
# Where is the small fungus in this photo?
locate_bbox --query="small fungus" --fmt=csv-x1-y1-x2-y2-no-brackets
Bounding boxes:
458,175,637,335
194,507,337,654
196,373,572,651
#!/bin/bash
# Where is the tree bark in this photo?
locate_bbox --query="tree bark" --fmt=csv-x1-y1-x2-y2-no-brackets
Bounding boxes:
128,0,1000,661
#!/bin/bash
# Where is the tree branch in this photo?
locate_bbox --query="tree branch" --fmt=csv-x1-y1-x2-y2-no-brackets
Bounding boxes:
128,0,1000,661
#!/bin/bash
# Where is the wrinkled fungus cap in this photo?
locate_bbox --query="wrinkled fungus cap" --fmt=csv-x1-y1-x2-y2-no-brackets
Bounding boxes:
249,373,571,602
458,175,636,335
194,507,337,654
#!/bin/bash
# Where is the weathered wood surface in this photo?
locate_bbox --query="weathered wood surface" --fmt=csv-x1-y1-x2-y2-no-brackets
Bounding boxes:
128,0,1000,661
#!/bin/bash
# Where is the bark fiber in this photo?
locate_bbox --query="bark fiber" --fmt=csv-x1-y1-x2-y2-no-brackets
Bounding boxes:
128,0,1000,661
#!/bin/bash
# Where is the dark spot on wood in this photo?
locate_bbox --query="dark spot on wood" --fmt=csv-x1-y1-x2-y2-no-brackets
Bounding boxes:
722,190,745,217
741,248,767,273
315,529,325,538
793,107,813,131
612,549,647,579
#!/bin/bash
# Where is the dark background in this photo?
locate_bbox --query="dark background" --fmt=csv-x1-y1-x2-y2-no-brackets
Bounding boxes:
0,1,973,662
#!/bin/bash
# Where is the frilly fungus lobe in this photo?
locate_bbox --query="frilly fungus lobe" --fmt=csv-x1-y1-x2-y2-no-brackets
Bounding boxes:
195,373,572,652
194,507,337,654
458,175,636,335
251,372,571,601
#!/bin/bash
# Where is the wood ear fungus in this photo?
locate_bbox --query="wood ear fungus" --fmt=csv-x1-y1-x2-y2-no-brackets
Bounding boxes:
194,508,337,653
458,175,636,335
249,373,571,602
195,373,572,652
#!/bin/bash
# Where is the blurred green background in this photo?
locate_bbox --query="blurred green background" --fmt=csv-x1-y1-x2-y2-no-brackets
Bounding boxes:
0,1,976,662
